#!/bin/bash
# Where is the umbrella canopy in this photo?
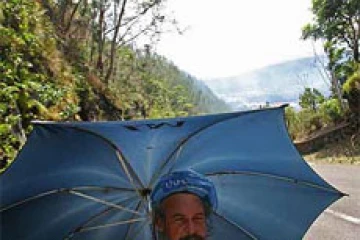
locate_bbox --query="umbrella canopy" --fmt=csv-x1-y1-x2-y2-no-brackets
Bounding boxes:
0,106,343,240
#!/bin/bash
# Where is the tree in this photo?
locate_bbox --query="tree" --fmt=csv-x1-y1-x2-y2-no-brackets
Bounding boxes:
343,66,360,115
0,0,227,172
302,0,359,62
0,0,80,170
299,87,325,111
43,0,175,83
302,0,360,113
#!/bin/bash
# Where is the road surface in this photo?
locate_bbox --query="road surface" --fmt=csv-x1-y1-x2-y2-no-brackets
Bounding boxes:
304,164,360,240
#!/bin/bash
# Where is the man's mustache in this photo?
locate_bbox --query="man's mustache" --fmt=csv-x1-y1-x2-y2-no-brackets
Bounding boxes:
179,234,205,240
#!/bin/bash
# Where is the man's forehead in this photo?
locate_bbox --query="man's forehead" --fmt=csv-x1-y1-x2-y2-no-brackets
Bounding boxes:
161,192,205,211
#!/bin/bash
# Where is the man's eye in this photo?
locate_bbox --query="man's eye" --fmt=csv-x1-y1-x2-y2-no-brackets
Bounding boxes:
174,218,185,223
193,216,205,222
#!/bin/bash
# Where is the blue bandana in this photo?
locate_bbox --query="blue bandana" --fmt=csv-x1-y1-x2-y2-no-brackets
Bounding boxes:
150,170,218,210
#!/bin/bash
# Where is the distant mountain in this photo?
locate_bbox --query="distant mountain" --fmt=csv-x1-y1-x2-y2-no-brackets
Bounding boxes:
185,74,231,113
204,57,331,110
146,55,231,114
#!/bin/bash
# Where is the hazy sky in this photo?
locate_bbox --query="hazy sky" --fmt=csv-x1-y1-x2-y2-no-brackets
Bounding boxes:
155,0,321,80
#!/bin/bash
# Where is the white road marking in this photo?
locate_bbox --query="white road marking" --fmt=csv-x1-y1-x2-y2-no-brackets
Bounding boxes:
325,209,360,225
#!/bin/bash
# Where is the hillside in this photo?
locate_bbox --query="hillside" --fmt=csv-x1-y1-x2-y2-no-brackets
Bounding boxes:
205,57,331,110
0,0,229,170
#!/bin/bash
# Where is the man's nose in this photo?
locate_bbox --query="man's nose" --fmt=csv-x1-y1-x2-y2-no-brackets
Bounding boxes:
187,220,196,234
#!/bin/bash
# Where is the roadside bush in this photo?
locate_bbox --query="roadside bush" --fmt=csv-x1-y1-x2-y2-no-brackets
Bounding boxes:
319,98,343,124
286,108,328,140
343,68,360,115
285,106,300,139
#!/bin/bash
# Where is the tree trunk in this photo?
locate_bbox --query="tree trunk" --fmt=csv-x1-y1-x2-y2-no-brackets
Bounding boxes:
354,17,359,63
96,4,105,74
64,0,83,34
13,102,27,145
331,71,346,112
58,0,71,27
104,0,128,84
40,0,58,24
354,39,359,63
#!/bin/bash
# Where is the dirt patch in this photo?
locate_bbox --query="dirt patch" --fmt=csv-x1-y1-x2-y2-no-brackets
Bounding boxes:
303,133,360,165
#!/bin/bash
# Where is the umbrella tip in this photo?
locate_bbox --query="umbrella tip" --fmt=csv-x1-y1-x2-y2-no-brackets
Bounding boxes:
341,191,349,197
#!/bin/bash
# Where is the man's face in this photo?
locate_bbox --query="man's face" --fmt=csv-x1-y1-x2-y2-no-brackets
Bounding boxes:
157,193,207,240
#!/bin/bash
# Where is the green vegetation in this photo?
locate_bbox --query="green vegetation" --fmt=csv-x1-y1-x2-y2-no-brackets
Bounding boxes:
0,0,80,170
286,92,359,164
1,0,358,170
299,87,325,111
285,97,344,141
302,0,360,117
289,0,360,164
0,0,229,171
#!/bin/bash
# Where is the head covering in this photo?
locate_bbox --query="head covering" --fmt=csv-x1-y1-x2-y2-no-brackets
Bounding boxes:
150,170,218,210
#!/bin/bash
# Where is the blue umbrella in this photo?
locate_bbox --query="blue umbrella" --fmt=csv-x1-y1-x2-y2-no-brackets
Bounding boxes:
0,106,344,240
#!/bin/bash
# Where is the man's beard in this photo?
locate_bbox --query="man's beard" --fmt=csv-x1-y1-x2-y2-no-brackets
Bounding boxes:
179,234,205,240
156,231,205,240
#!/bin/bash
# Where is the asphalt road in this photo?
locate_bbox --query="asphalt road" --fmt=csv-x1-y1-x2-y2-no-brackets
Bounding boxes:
303,164,360,240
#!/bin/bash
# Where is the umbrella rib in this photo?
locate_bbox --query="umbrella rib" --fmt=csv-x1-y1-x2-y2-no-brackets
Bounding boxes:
205,171,343,195
0,189,58,213
0,187,139,214
123,200,153,240
214,211,258,240
115,151,143,199
69,190,142,215
68,126,145,189
123,200,144,239
124,218,150,240
63,196,141,239
69,186,136,192
76,217,147,233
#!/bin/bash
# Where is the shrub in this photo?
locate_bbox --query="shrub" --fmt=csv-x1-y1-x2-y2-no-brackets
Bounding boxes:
319,98,343,124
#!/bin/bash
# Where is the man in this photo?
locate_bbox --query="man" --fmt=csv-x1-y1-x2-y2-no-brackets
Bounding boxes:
150,170,217,240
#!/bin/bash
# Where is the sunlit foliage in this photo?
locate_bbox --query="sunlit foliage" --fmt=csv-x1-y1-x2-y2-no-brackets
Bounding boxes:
0,0,228,171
